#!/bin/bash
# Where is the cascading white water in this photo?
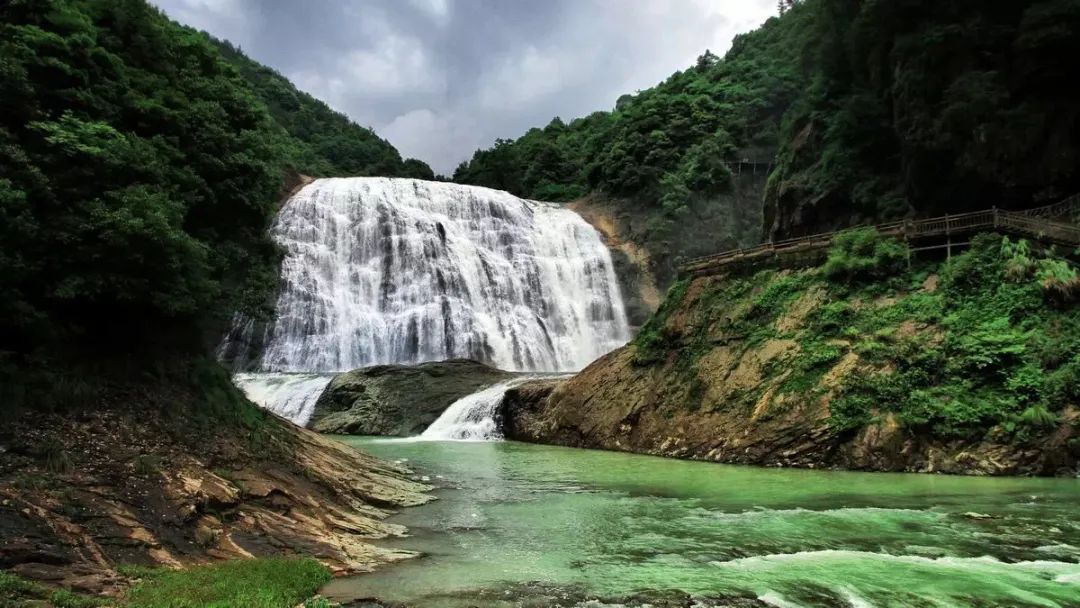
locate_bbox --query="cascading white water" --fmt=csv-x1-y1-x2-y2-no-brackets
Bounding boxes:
418,377,536,441
233,373,333,426
229,177,630,374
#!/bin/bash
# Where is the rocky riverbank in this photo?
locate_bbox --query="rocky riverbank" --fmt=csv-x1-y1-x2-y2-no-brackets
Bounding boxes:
503,235,1080,476
309,360,513,436
0,374,431,599
504,352,1078,475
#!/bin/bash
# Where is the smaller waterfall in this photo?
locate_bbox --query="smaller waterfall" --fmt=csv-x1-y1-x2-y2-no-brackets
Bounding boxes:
419,378,534,441
234,373,334,426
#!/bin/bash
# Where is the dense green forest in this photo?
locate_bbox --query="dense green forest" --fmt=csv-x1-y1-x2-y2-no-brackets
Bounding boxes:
212,39,434,181
451,7,810,204
0,0,428,394
454,0,1080,263
766,0,1080,238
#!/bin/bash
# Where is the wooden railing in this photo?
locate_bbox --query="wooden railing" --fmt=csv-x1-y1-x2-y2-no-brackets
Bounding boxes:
679,196,1080,277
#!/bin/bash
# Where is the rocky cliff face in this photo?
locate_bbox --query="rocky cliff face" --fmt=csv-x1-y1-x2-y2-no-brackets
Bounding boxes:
505,348,1076,475
567,197,661,328
570,172,767,301
310,360,513,436
502,244,1080,476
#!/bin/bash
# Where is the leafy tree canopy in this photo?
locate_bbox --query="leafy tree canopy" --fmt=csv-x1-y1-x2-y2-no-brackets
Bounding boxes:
0,0,429,372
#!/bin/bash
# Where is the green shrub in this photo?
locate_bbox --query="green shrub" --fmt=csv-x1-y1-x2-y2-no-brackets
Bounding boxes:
1043,354,1080,404
941,234,1006,293
945,316,1028,376
1004,363,1045,404
748,272,808,319
779,340,843,394
812,301,854,332
822,228,908,283
1036,258,1080,307
1016,404,1059,429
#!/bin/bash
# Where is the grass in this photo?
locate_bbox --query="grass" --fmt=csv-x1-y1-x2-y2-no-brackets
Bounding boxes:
1,571,106,608
4,558,332,608
122,558,332,608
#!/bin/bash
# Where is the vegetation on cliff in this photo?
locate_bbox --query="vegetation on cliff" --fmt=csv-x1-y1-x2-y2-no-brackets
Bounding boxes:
0,2,433,601
636,233,1079,446
455,0,1080,270
509,233,1077,474
212,39,434,181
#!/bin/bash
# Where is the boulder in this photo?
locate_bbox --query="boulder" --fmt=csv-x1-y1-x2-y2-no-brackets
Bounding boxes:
309,359,513,436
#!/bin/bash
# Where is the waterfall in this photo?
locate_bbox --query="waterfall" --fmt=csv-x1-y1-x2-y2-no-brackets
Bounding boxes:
233,373,334,426
418,378,533,441
227,177,630,374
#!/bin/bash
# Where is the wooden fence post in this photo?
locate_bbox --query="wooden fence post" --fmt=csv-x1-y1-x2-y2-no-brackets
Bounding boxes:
945,213,951,259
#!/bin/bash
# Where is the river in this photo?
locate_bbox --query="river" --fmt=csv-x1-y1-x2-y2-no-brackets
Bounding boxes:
324,438,1080,607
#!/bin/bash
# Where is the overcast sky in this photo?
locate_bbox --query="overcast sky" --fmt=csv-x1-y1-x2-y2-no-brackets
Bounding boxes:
152,0,777,175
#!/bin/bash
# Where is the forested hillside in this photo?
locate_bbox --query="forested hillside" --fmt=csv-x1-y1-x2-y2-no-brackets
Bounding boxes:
0,0,428,395
455,0,1080,269
213,40,435,180
766,0,1080,238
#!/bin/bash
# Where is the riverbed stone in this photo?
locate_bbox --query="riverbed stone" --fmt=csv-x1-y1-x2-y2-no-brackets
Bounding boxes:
309,359,514,436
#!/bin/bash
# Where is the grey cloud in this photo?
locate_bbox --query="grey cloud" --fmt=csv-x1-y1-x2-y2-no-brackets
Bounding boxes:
153,0,776,175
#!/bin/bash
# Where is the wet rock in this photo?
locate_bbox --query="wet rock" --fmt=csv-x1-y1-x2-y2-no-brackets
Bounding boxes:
310,359,514,436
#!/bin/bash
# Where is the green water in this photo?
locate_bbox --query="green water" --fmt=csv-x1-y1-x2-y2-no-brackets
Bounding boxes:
326,439,1080,607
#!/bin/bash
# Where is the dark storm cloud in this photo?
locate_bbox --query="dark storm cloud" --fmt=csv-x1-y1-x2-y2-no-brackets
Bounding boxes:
152,0,776,175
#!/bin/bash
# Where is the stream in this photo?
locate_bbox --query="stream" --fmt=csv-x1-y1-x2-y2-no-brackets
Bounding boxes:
325,438,1080,607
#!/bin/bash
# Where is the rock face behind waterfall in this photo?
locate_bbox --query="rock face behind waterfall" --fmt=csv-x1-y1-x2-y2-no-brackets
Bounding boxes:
310,360,513,436
223,177,630,374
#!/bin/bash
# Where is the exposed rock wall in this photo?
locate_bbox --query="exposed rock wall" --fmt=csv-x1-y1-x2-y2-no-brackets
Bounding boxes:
569,171,767,319
502,267,1080,476
568,197,661,328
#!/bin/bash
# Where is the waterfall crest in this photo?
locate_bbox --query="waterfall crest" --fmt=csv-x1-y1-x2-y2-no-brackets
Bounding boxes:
227,177,630,373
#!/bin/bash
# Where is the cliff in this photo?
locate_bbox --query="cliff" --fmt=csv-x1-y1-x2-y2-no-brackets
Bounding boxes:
504,233,1080,476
